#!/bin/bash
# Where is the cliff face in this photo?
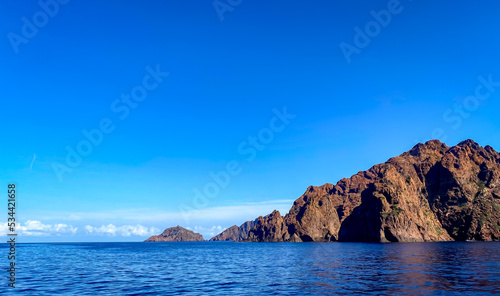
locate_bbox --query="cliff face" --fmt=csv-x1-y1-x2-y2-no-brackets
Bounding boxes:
246,140,500,242
145,226,204,242
209,219,258,241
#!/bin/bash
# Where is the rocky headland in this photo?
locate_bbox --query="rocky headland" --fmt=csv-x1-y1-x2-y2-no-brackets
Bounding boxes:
240,140,500,242
209,219,259,241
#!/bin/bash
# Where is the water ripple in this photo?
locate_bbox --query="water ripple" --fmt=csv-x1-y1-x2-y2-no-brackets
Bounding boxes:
0,242,499,295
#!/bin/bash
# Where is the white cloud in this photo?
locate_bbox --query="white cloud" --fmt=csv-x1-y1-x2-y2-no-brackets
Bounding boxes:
84,224,160,237
0,221,159,238
0,220,77,237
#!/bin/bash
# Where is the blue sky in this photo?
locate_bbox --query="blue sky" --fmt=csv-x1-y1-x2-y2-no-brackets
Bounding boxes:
1,0,500,241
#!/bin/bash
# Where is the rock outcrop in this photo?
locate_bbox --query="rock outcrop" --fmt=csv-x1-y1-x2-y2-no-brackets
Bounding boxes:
145,226,204,242
209,219,259,241
246,140,500,242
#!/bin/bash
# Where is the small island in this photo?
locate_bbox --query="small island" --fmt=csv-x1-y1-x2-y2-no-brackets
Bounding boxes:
144,226,204,242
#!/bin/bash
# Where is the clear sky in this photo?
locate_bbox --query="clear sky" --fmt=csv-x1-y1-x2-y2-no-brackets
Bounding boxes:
1,0,500,242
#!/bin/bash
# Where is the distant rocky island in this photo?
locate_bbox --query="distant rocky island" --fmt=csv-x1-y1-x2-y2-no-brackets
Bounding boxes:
145,226,204,242
147,140,500,243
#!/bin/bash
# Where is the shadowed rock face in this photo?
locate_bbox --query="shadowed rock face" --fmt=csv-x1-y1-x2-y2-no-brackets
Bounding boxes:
209,219,259,241
246,140,500,242
145,226,204,242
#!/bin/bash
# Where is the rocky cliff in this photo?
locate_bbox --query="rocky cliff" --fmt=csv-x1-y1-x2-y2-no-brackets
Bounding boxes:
145,226,204,242
209,219,259,241
246,140,500,242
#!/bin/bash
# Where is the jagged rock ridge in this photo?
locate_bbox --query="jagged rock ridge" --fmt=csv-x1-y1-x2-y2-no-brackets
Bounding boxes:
246,140,500,242
145,226,204,242
209,219,259,241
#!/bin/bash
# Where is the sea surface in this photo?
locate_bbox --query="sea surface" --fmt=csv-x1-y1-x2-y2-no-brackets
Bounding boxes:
1,241,499,295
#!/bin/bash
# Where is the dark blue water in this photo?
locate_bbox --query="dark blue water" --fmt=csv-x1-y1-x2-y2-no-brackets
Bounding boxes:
1,242,499,295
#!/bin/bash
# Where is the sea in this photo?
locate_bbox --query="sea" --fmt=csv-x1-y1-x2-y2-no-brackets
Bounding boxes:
1,241,499,295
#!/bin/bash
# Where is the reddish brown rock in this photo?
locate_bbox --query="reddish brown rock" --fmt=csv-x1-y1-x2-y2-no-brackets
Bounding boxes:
246,139,500,242
145,226,204,242
209,219,258,241
245,210,292,242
